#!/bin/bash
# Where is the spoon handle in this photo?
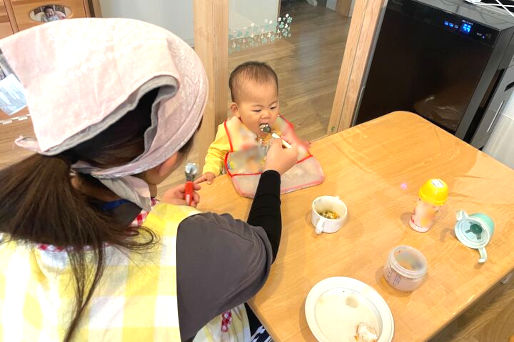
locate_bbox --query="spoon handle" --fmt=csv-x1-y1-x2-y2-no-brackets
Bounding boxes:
184,181,194,206
271,133,292,148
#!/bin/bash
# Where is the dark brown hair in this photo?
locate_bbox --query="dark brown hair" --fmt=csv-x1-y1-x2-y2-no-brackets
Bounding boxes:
0,89,162,341
229,61,279,102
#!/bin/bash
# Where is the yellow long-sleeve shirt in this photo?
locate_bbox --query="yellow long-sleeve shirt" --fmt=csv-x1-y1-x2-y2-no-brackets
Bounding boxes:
202,122,232,176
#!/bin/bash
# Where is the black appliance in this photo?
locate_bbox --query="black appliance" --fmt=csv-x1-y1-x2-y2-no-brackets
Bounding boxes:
354,0,514,148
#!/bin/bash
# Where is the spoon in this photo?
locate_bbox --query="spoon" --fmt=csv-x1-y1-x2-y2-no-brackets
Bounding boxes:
259,123,271,133
259,123,291,148
184,162,198,205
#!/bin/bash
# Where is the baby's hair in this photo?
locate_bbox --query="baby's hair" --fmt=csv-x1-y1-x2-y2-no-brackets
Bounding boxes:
229,61,278,102
43,6,54,12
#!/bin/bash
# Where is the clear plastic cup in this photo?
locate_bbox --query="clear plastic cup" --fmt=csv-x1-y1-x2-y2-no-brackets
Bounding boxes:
384,245,427,291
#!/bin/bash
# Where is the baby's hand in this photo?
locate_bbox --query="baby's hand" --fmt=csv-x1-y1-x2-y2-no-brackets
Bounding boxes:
161,183,201,207
195,172,216,184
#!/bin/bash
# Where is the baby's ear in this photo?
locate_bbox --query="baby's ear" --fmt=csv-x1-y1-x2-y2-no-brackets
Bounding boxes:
230,102,239,117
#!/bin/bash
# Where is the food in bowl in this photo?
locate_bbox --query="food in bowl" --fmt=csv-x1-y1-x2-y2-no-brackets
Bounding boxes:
318,210,340,219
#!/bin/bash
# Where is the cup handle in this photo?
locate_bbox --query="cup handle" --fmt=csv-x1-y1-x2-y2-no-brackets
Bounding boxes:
315,220,324,235
456,210,467,221
478,247,487,263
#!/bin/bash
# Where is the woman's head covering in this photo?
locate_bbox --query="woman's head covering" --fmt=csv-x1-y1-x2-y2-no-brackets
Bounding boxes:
0,18,208,209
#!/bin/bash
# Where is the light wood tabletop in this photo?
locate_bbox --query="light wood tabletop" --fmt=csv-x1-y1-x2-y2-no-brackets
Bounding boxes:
196,111,514,341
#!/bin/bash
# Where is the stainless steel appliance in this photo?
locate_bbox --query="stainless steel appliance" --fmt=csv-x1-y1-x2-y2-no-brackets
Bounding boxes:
354,0,514,148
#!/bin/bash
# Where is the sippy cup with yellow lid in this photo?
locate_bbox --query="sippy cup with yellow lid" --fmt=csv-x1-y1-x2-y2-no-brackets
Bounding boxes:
409,179,448,233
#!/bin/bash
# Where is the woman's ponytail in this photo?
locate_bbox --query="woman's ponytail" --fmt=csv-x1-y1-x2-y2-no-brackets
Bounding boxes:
0,89,160,341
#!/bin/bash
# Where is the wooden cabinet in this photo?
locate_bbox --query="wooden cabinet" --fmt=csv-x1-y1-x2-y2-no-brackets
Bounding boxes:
1,0,90,35
0,0,91,121
0,0,14,38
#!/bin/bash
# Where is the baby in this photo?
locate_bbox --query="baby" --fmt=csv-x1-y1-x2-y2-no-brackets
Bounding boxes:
196,61,306,184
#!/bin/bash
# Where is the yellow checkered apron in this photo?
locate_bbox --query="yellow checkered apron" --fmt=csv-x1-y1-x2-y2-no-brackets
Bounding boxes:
0,203,249,341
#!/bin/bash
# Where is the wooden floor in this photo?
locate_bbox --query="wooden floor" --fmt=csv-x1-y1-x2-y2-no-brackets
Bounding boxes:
229,1,350,142
0,119,33,169
1,2,513,341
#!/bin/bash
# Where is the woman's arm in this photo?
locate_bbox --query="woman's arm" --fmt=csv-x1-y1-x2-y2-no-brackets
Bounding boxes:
246,170,281,260
176,170,280,341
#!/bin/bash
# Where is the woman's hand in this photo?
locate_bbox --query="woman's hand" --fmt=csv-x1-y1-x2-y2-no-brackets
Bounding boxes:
161,183,201,207
264,138,299,175
281,128,310,151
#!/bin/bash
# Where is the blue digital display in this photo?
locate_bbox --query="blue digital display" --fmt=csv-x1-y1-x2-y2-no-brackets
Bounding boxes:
460,21,473,34
444,20,458,29
444,19,474,35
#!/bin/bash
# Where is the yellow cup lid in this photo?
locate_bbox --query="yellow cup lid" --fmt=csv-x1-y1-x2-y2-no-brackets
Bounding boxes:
419,179,448,206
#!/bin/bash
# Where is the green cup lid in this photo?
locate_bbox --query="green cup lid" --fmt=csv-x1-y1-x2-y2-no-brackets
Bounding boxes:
455,211,491,248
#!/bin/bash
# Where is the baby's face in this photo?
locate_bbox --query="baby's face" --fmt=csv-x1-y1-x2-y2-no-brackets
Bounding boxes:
232,80,279,137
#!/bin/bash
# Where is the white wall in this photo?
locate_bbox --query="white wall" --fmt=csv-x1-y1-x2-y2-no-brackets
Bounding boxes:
229,0,279,30
99,1,281,46
99,0,195,46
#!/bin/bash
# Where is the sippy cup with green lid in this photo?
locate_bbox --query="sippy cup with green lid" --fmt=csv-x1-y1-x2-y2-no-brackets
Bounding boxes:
455,210,494,263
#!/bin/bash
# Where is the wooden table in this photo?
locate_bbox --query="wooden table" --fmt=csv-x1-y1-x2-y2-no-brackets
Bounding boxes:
196,112,514,341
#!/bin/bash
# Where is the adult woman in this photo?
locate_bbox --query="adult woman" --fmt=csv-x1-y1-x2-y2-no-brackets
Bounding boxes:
0,19,298,341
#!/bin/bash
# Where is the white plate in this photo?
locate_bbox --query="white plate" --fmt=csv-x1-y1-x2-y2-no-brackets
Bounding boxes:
305,277,394,342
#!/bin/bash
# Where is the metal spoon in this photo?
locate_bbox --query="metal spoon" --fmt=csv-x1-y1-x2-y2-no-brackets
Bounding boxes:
185,162,198,181
259,123,271,133
259,123,291,148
